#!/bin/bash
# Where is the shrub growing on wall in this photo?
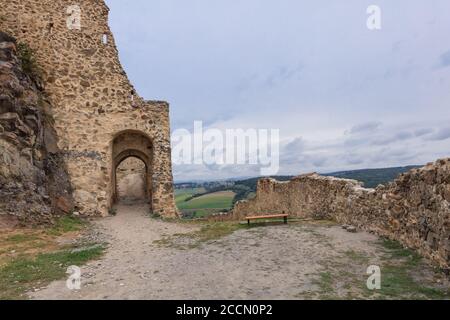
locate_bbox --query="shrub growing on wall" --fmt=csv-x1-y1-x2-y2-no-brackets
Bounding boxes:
17,42,41,80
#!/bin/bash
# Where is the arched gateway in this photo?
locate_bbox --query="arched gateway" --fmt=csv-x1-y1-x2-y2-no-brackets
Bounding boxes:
107,128,178,218
111,131,154,207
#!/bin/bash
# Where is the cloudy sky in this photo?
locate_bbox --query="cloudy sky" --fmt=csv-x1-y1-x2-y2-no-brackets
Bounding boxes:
105,0,450,181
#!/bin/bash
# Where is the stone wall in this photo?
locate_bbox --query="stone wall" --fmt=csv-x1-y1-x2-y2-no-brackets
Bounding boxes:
233,158,450,269
0,31,73,223
0,0,178,217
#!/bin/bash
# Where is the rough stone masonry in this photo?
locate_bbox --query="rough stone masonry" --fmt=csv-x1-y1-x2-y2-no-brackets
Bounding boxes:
0,31,73,223
233,158,450,269
0,0,178,217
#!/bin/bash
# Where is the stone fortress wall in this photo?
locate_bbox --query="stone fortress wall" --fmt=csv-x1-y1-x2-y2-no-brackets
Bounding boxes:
233,158,450,269
0,0,178,217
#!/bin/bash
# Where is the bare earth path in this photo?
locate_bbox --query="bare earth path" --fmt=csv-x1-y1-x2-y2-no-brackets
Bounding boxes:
31,204,448,300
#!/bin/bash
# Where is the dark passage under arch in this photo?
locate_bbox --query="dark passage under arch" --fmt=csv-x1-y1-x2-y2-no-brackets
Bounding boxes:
111,130,154,208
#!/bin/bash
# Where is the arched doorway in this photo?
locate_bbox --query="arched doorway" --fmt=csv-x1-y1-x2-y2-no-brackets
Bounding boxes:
111,130,154,209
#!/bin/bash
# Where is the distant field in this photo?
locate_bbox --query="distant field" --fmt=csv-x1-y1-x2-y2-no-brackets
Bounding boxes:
174,187,206,204
175,189,235,218
175,187,206,196
177,191,235,210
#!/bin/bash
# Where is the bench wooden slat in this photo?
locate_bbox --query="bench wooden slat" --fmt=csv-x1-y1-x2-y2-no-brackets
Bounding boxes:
245,214,289,225
245,214,288,220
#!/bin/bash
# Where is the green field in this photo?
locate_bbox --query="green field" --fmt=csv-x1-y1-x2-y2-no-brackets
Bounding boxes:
175,189,235,218
177,191,235,209
175,187,206,203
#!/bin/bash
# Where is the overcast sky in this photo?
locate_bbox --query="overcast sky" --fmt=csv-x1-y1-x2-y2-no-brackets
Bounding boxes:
105,0,450,181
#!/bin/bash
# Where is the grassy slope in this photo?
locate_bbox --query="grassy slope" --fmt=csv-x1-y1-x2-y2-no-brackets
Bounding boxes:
0,216,106,300
175,187,206,204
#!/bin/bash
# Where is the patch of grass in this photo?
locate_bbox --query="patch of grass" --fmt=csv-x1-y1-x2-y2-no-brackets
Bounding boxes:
0,244,105,300
154,221,245,249
344,250,370,264
0,215,103,300
5,234,41,244
317,271,333,292
379,239,422,267
46,216,85,236
374,264,448,299
367,238,450,299
192,222,244,243
308,237,449,300
311,271,339,299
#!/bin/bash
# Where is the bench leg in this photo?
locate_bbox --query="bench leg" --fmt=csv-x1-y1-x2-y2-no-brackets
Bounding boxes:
247,219,250,226
284,216,287,224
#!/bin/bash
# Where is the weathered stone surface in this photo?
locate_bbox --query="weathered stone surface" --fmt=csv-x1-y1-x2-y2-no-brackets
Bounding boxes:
0,32,74,223
233,159,450,269
0,1,178,217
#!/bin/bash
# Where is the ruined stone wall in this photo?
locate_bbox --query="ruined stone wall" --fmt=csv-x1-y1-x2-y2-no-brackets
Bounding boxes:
0,0,178,217
233,158,450,269
0,31,73,223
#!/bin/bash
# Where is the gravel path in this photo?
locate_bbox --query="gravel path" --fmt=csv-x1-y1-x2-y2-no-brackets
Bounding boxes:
30,204,447,300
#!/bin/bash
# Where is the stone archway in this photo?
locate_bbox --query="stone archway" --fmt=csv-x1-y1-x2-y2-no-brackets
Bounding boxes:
111,130,154,210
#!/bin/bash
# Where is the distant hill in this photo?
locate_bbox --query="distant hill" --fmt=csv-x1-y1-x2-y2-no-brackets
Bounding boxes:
324,165,422,188
232,165,422,192
229,165,422,192
234,176,294,189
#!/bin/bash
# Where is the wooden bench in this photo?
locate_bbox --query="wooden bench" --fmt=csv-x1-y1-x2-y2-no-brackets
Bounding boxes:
245,214,289,226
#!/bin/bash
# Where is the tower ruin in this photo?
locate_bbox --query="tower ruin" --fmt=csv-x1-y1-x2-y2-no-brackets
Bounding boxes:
0,0,178,217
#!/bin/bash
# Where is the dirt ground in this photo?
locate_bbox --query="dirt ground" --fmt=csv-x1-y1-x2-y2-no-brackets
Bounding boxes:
30,204,449,300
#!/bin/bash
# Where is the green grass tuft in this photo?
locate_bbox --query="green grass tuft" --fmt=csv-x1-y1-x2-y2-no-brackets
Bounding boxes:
380,239,422,267
154,221,245,249
0,245,105,300
370,238,450,299
46,216,85,236
375,264,448,299
311,271,340,300
5,234,41,244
